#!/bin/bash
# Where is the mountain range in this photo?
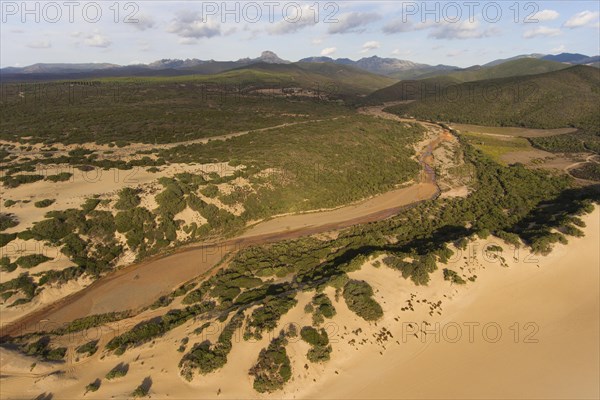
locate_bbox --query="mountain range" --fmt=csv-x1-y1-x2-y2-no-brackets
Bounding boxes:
1,51,598,82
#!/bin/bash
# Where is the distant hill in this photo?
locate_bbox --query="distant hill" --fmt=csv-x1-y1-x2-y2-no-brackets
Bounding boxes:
412,58,570,83
541,53,599,64
0,51,292,81
384,65,600,133
221,62,397,95
363,76,461,104
364,58,572,104
299,55,457,78
483,54,545,67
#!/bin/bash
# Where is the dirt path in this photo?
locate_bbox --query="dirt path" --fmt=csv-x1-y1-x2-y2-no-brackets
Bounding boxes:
1,113,453,338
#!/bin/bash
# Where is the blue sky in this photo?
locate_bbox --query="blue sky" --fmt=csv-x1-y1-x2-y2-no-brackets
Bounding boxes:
1,1,599,68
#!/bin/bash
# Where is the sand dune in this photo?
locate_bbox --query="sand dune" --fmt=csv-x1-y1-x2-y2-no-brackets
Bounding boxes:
1,208,597,399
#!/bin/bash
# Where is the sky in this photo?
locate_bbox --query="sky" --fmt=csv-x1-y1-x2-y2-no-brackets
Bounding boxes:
1,1,599,68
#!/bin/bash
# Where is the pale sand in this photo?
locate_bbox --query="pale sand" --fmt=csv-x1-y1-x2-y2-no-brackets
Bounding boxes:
240,181,437,238
1,208,597,400
0,162,238,234
299,207,600,400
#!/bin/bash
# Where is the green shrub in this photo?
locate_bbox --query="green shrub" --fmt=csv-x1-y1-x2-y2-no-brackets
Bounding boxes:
249,333,292,393
201,184,219,198
84,379,101,394
0,256,17,272
443,269,466,285
0,232,17,247
3,199,17,207
342,280,383,321
0,213,19,231
46,172,73,182
244,294,297,340
81,198,101,213
15,254,52,269
105,363,129,380
0,174,44,188
115,187,141,210
179,311,245,378
76,340,99,356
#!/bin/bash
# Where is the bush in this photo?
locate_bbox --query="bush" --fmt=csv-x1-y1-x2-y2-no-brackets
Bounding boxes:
15,254,52,269
307,293,336,325
443,269,466,285
115,187,141,210
132,377,152,398
0,232,17,247
244,295,297,340
51,311,131,334
46,172,73,182
76,340,99,356
23,337,66,361
107,302,215,353
81,198,101,213
300,326,329,346
0,213,19,231
0,256,17,272
201,184,219,198
249,334,292,393
0,174,44,188
84,379,101,394
105,363,129,380
179,311,245,377
342,280,383,321
3,199,17,207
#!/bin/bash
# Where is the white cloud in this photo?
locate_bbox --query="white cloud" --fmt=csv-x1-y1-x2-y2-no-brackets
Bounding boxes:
84,33,111,48
360,41,380,53
311,38,323,45
383,18,432,34
70,31,82,38
167,11,221,39
328,12,381,34
429,20,497,40
391,49,412,57
564,11,600,28
523,26,561,39
551,44,566,53
447,49,466,58
132,13,156,31
179,37,199,45
320,47,337,56
27,40,51,49
268,5,319,34
533,9,559,21
137,40,151,52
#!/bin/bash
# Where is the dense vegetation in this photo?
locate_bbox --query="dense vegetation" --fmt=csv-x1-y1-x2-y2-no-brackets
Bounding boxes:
342,280,384,321
158,115,422,218
305,293,336,325
300,326,332,363
385,66,600,134
106,301,215,354
249,332,292,393
0,213,19,231
22,336,67,361
0,83,351,145
525,131,600,156
570,162,600,181
179,311,244,379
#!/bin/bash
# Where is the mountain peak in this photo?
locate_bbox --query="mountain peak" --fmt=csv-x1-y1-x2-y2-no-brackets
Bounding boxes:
257,50,289,64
